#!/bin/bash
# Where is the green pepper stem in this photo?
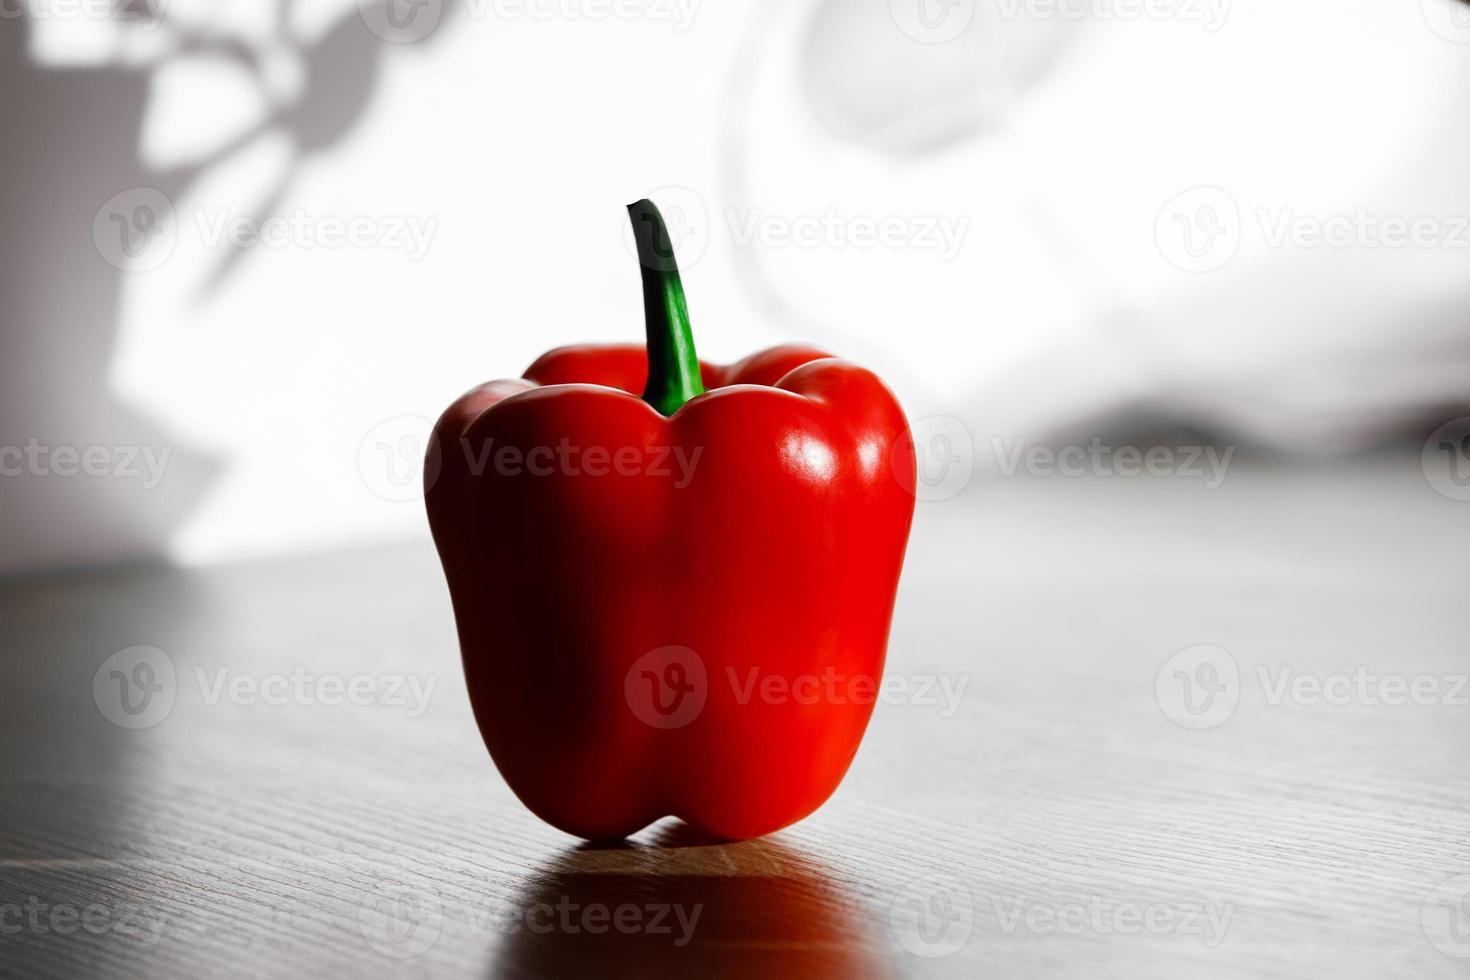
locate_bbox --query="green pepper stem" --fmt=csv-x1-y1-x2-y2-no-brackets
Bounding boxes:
628,199,705,416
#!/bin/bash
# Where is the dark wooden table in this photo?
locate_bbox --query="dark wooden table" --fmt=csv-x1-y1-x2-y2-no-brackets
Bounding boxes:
3,457,1468,978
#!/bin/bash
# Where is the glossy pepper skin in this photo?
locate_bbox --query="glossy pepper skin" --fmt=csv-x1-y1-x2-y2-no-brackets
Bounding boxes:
425,201,915,841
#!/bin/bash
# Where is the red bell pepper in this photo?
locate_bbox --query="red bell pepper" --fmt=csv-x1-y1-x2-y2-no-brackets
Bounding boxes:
425,200,915,841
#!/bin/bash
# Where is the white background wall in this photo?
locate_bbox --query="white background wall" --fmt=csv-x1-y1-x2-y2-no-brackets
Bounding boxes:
4,0,1469,572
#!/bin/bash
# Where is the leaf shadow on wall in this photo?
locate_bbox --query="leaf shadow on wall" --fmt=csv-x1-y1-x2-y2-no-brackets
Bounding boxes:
0,3,449,572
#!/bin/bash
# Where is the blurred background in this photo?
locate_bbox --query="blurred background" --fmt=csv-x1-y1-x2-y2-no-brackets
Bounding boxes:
4,0,1469,574
5,3,1470,978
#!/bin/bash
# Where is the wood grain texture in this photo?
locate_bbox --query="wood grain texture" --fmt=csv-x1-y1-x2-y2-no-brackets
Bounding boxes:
1,457,1467,978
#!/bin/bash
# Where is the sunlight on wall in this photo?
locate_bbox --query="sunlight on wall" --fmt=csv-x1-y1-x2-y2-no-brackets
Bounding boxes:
6,0,1470,571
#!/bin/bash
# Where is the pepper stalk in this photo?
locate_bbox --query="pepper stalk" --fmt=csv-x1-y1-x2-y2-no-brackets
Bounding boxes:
628,199,705,416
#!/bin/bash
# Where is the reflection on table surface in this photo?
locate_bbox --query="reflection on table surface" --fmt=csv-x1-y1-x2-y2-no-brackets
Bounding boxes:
1,459,1467,977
